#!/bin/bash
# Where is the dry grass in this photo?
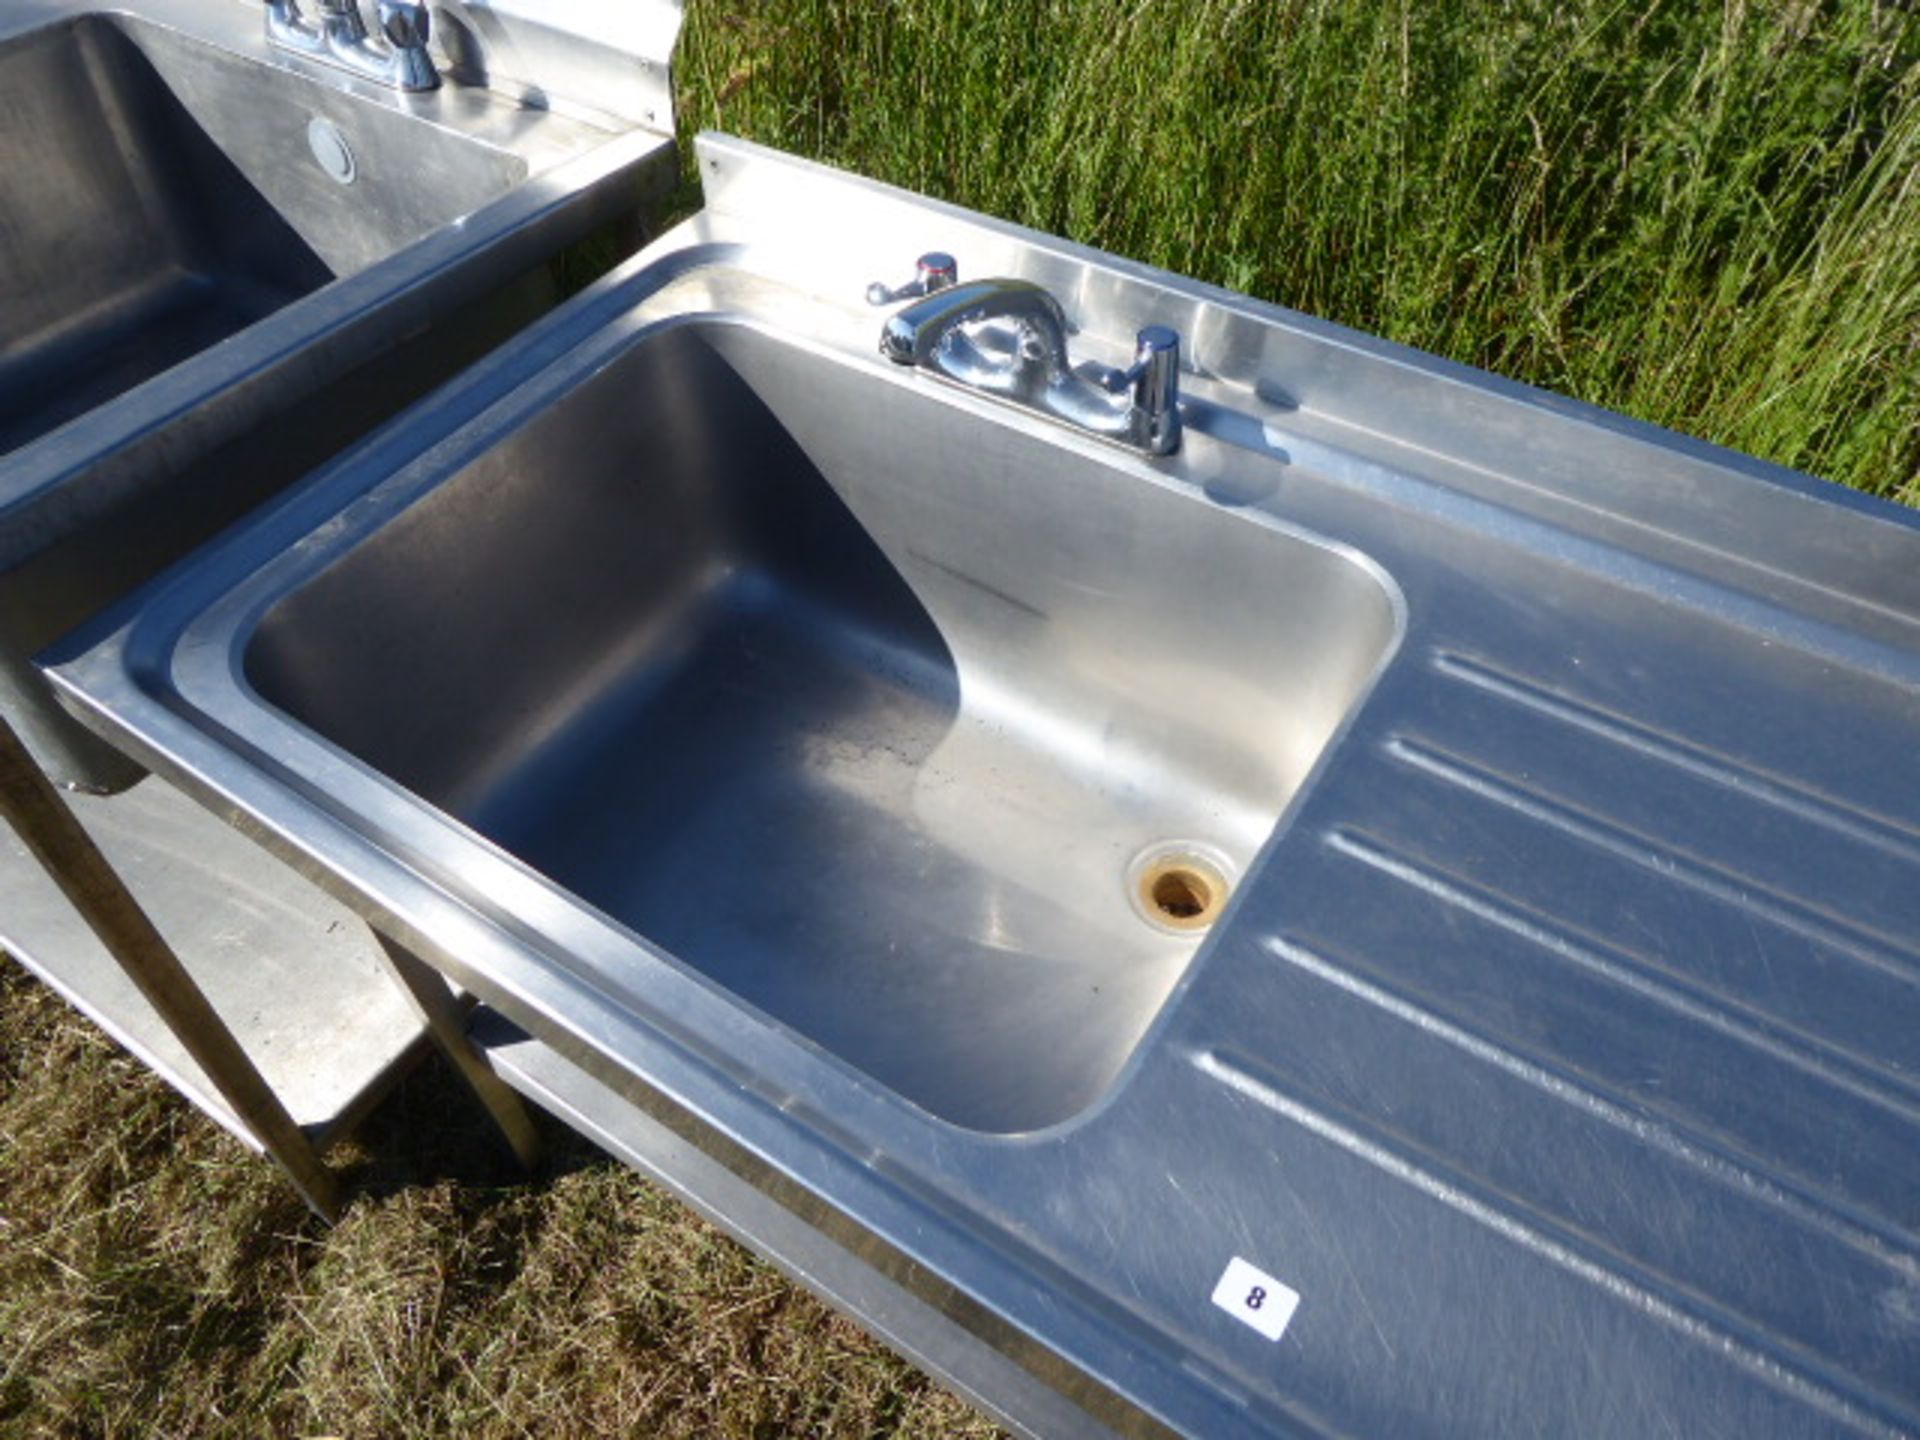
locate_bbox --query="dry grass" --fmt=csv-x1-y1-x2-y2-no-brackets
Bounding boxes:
0,965,1003,1439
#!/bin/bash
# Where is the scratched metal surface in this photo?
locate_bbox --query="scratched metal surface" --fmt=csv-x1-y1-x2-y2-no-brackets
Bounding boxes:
46,138,1920,1436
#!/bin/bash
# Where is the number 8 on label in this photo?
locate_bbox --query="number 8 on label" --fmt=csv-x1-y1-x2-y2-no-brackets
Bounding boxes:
1211,1257,1300,1342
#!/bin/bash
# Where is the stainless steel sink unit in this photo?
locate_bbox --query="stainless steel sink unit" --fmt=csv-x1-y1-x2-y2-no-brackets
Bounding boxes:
46,136,1920,1437
0,0,680,1204
0,14,508,457
0,0,680,790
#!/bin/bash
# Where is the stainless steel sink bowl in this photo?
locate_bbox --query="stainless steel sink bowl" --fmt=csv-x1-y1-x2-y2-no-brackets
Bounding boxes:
0,0,678,789
0,13,522,455
244,319,1399,1132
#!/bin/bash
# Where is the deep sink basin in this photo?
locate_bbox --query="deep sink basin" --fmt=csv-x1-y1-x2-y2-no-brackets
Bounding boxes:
0,0,672,792
0,13,526,456
244,320,1399,1131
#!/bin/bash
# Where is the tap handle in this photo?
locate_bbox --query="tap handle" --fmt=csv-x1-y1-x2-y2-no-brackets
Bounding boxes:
1103,326,1182,455
1105,326,1179,399
866,252,958,306
377,0,430,49
1130,326,1179,396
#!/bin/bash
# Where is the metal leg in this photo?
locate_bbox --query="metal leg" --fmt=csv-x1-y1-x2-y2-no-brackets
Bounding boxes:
372,934,542,1169
0,712,342,1221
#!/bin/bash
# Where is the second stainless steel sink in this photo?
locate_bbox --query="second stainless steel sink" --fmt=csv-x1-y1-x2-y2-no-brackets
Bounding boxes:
0,13,524,456
0,0,679,789
241,318,1399,1131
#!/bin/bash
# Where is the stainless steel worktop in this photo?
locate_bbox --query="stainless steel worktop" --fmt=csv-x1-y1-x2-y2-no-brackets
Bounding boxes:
43,136,1920,1437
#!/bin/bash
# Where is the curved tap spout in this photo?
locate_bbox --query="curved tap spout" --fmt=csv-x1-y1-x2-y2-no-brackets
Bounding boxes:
880,279,1069,375
877,272,1181,456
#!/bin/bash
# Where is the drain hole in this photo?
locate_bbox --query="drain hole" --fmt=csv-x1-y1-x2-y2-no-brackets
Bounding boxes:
1150,868,1213,921
1130,846,1233,934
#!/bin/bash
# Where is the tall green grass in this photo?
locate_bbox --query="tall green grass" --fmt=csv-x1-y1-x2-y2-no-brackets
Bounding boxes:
680,1,1920,506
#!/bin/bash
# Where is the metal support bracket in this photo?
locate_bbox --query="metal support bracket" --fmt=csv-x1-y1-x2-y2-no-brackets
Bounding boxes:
0,710,341,1220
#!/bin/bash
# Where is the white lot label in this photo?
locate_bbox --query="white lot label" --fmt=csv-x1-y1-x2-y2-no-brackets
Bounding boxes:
1210,1256,1301,1342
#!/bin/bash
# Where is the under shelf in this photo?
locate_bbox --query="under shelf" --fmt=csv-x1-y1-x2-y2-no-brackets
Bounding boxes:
1,775,427,1150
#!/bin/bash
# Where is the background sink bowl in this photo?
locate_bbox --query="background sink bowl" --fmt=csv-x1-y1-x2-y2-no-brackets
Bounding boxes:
245,319,1400,1132
0,14,526,455
0,4,674,789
